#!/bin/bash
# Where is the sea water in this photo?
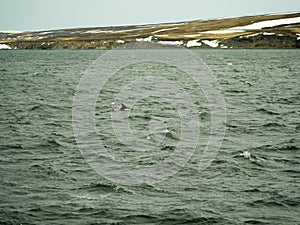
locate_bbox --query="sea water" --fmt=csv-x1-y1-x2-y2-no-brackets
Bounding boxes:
0,50,299,224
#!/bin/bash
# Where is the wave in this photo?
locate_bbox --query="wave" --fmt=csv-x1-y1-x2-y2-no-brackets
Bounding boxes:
26,137,65,149
120,209,227,224
79,182,135,194
242,141,299,156
225,89,247,94
128,113,151,120
248,197,299,208
276,97,294,104
28,104,42,111
28,163,62,178
0,143,24,150
275,145,298,151
256,108,280,115
261,122,286,128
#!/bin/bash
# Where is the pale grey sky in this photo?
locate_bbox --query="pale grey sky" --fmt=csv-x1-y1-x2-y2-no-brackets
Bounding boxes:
1,0,300,31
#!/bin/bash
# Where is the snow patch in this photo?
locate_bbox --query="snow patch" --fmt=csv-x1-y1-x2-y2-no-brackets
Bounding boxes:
220,44,229,49
157,40,183,46
136,36,153,42
233,17,300,30
296,34,300,40
116,40,125,44
202,29,243,34
202,16,300,34
263,32,275,35
202,40,219,48
39,31,52,35
0,44,12,50
240,33,261,38
186,40,202,47
152,27,178,34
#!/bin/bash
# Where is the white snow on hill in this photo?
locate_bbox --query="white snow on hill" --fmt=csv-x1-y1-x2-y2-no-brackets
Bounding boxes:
202,16,300,34
152,27,178,34
186,40,202,47
234,16,300,30
157,40,183,45
0,44,12,49
202,40,219,48
136,36,153,42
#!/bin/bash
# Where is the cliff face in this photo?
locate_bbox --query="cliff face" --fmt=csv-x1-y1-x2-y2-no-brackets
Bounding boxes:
1,13,300,49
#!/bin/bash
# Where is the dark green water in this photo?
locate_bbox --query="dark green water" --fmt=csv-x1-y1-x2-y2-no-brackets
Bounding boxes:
0,50,299,224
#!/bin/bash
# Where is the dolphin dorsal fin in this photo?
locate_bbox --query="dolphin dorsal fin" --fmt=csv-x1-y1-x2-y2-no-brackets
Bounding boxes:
120,103,129,111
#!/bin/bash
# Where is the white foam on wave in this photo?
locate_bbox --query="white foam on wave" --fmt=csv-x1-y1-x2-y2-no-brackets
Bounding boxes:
240,151,251,159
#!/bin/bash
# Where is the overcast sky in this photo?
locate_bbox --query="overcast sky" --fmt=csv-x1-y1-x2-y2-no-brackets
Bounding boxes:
1,0,300,31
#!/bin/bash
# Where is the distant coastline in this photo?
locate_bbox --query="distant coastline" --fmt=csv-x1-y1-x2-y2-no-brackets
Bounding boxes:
1,12,300,50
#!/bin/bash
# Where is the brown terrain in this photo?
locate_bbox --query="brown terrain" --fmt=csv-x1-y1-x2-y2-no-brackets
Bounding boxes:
1,13,300,49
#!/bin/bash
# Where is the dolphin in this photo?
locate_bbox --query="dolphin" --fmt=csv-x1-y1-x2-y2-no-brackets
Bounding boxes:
120,103,130,111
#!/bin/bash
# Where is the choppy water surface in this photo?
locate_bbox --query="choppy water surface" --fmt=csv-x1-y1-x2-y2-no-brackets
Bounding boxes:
0,50,299,224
